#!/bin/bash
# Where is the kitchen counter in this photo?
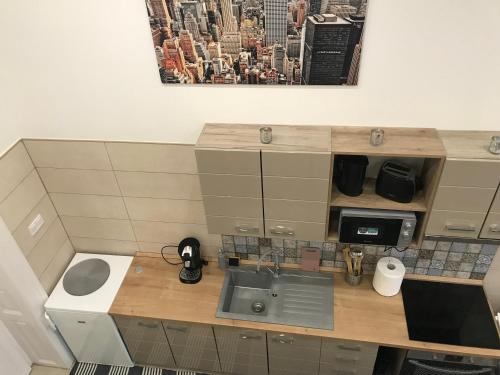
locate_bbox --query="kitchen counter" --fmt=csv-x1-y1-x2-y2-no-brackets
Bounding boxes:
110,256,500,359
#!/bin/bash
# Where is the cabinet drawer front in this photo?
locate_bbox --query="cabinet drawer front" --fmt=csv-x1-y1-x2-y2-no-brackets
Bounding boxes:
199,174,262,198
265,199,327,223
262,151,331,179
265,220,326,241
114,316,175,368
221,362,268,375
263,176,329,201
268,332,321,358
440,159,500,188
319,366,374,375
269,357,320,374
206,216,264,236
214,326,267,357
321,339,378,360
480,212,500,240
433,186,496,212
203,196,263,218
491,191,500,213
426,210,486,238
195,149,261,175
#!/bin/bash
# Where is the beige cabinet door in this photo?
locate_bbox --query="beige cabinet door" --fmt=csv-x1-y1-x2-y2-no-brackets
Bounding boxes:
268,332,321,375
214,326,268,375
262,151,331,179
264,199,327,223
263,176,329,202
265,219,326,241
439,159,500,188
113,316,176,368
320,338,378,375
490,190,500,212
432,186,496,212
195,149,261,175
480,212,500,240
162,321,220,373
426,210,486,238
206,216,264,236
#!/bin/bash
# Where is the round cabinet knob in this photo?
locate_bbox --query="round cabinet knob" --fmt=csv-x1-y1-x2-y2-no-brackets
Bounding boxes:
404,222,413,229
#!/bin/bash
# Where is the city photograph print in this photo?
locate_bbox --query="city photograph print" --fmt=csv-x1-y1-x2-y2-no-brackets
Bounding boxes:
146,0,367,85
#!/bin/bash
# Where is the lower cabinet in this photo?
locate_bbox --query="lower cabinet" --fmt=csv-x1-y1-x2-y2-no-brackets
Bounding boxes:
320,338,379,375
113,316,176,368
214,326,268,375
268,332,321,375
116,316,380,375
162,320,221,373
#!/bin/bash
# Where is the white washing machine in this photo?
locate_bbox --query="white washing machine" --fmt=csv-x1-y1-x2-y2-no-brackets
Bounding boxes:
44,253,134,367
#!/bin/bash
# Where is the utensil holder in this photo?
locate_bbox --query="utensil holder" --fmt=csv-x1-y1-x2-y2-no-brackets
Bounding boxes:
345,271,363,286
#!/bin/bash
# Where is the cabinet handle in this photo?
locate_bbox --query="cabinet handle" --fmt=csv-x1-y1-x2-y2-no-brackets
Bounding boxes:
445,224,476,232
235,225,259,233
166,325,188,332
272,334,294,344
240,333,262,340
488,224,500,233
337,344,362,352
335,355,359,362
270,226,295,236
137,321,158,329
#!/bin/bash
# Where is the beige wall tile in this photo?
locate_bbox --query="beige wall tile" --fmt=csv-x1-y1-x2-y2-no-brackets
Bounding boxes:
24,140,112,170
133,221,221,247
106,142,197,174
0,170,46,231
137,241,219,259
38,168,121,195
71,236,138,255
61,216,135,241
50,193,128,219
12,195,58,255
124,197,205,224
39,240,75,293
115,171,201,200
0,142,34,202
27,219,69,276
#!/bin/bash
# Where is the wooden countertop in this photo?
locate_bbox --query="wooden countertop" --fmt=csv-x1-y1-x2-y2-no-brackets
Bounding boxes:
110,256,500,359
438,130,500,160
197,124,331,152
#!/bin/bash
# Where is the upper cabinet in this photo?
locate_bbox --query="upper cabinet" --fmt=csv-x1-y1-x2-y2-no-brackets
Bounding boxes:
195,124,332,241
426,131,500,240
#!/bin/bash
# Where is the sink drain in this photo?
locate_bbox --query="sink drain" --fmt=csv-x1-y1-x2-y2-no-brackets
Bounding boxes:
251,301,266,313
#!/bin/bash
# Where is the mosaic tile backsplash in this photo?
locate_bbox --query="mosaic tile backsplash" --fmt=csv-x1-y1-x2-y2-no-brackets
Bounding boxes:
221,235,499,280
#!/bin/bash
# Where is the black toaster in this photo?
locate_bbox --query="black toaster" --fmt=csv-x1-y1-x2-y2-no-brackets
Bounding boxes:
375,160,417,203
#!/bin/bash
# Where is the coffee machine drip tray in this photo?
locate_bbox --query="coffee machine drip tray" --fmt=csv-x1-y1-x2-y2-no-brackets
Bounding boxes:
179,268,202,284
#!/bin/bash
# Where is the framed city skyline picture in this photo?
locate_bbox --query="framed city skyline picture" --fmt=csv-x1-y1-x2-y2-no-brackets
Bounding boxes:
146,0,368,85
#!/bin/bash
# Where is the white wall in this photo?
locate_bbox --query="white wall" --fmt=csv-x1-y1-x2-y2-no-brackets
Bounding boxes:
1,0,499,148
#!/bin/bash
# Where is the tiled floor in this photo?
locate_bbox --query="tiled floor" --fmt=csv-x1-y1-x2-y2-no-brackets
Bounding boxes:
30,365,70,375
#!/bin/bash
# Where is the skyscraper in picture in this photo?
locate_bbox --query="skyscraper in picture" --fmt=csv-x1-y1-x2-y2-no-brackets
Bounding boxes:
301,14,352,85
264,0,288,47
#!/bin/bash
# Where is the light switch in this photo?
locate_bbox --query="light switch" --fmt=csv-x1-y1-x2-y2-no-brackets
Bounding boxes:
28,214,44,236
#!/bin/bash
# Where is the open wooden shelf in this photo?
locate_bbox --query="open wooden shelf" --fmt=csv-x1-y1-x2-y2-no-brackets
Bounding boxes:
330,178,427,212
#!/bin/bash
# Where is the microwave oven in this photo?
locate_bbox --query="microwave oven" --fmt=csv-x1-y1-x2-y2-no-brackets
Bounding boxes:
338,208,416,247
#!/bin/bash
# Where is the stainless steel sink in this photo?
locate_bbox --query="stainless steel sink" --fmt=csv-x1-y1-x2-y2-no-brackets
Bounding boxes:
216,266,334,330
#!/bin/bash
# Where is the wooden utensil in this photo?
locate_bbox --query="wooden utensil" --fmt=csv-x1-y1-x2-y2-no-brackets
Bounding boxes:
343,247,353,274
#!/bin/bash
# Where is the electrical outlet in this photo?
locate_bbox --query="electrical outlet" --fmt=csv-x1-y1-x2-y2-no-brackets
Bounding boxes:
28,214,44,236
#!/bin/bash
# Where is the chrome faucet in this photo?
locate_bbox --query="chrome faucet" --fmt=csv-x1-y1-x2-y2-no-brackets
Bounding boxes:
256,249,281,278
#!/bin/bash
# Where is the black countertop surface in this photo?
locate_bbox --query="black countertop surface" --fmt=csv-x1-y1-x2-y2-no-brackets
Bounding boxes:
402,279,500,350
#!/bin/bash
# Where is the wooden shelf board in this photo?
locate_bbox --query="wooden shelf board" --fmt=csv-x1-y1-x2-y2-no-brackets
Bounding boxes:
331,126,446,158
330,178,427,212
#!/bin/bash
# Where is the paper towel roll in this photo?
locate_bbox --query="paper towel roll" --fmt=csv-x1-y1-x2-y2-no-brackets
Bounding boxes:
372,257,405,296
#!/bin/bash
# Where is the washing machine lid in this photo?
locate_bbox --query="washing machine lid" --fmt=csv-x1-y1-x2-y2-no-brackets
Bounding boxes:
44,253,133,313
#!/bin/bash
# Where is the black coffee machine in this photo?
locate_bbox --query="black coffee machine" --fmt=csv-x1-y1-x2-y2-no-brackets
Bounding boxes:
178,237,203,284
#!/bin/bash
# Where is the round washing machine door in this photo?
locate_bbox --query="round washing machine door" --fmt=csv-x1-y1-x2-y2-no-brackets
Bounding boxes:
63,258,111,296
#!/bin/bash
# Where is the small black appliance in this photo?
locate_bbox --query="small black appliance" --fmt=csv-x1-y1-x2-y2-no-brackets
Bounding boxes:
334,155,369,197
376,160,417,203
178,237,203,284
